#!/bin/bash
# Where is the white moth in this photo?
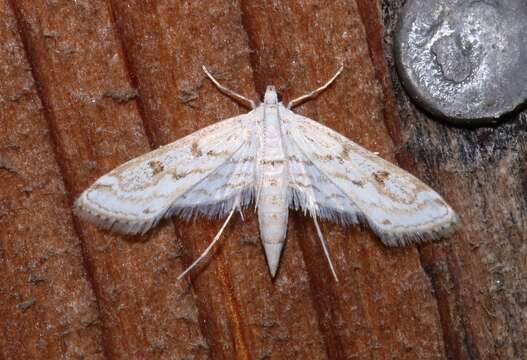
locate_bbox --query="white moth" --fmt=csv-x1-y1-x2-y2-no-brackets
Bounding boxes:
74,66,458,281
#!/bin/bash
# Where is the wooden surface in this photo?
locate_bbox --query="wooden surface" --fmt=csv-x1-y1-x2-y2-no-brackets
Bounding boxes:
0,0,525,359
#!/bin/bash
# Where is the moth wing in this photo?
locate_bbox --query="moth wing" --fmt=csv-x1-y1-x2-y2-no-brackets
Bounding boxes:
75,108,261,234
281,105,458,245
285,131,362,224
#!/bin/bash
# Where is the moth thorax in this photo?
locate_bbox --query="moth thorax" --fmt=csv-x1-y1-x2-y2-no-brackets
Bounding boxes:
264,86,278,104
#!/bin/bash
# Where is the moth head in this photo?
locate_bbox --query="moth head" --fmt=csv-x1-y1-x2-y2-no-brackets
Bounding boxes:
263,86,279,104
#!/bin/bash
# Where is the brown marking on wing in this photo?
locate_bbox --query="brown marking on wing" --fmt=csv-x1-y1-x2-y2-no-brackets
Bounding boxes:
191,141,202,157
288,155,311,165
330,171,348,180
91,184,113,190
314,153,334,161
224,182,248,189
340,144,352,159
373,170,390,184
267,178,279,186
239,156,255,163
171,167,211,180
148,160,164,175
312,153,345,164
207,149,229,157
352,180,365,187
171,169,187,180
260,159,286,166
232,172,253,179
371,171,425,205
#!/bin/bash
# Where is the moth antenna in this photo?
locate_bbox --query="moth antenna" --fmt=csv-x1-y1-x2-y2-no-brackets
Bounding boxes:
287,65,344,109
312,214,339,282
177,199,238,280
202,66,256,109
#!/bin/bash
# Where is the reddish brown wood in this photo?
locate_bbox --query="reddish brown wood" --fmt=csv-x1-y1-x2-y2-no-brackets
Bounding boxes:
5,0,208,358
2,0,525,359
0,1,104,357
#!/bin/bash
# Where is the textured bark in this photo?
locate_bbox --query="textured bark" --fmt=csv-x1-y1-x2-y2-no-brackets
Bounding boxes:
0,0,524,359
382,1,527,359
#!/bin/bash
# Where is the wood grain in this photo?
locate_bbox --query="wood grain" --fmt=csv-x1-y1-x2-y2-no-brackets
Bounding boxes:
0,0,524,359
0,2,104,357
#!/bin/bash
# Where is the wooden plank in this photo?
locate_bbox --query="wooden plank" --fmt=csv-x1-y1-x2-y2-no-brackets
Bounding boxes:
6,0,524,358
0,1,105,358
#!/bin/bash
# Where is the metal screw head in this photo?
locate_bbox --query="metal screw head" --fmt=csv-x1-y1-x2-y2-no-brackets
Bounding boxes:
395,0,527,125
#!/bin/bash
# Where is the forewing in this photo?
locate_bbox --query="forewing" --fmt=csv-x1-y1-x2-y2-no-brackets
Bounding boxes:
172,132,257,218
75,109,259,234
281,105,458,245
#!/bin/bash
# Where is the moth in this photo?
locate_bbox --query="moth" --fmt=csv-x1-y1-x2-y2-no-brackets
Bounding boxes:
74,66,458,281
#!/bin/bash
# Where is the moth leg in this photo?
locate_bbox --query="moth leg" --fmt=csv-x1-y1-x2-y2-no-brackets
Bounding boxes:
312,215,339,282
177,200,238,280
202,66,256,109
287,65,344,109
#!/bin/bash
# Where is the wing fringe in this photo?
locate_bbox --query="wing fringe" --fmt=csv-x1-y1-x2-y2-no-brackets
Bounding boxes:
289,188,360,225
367,211,459,247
